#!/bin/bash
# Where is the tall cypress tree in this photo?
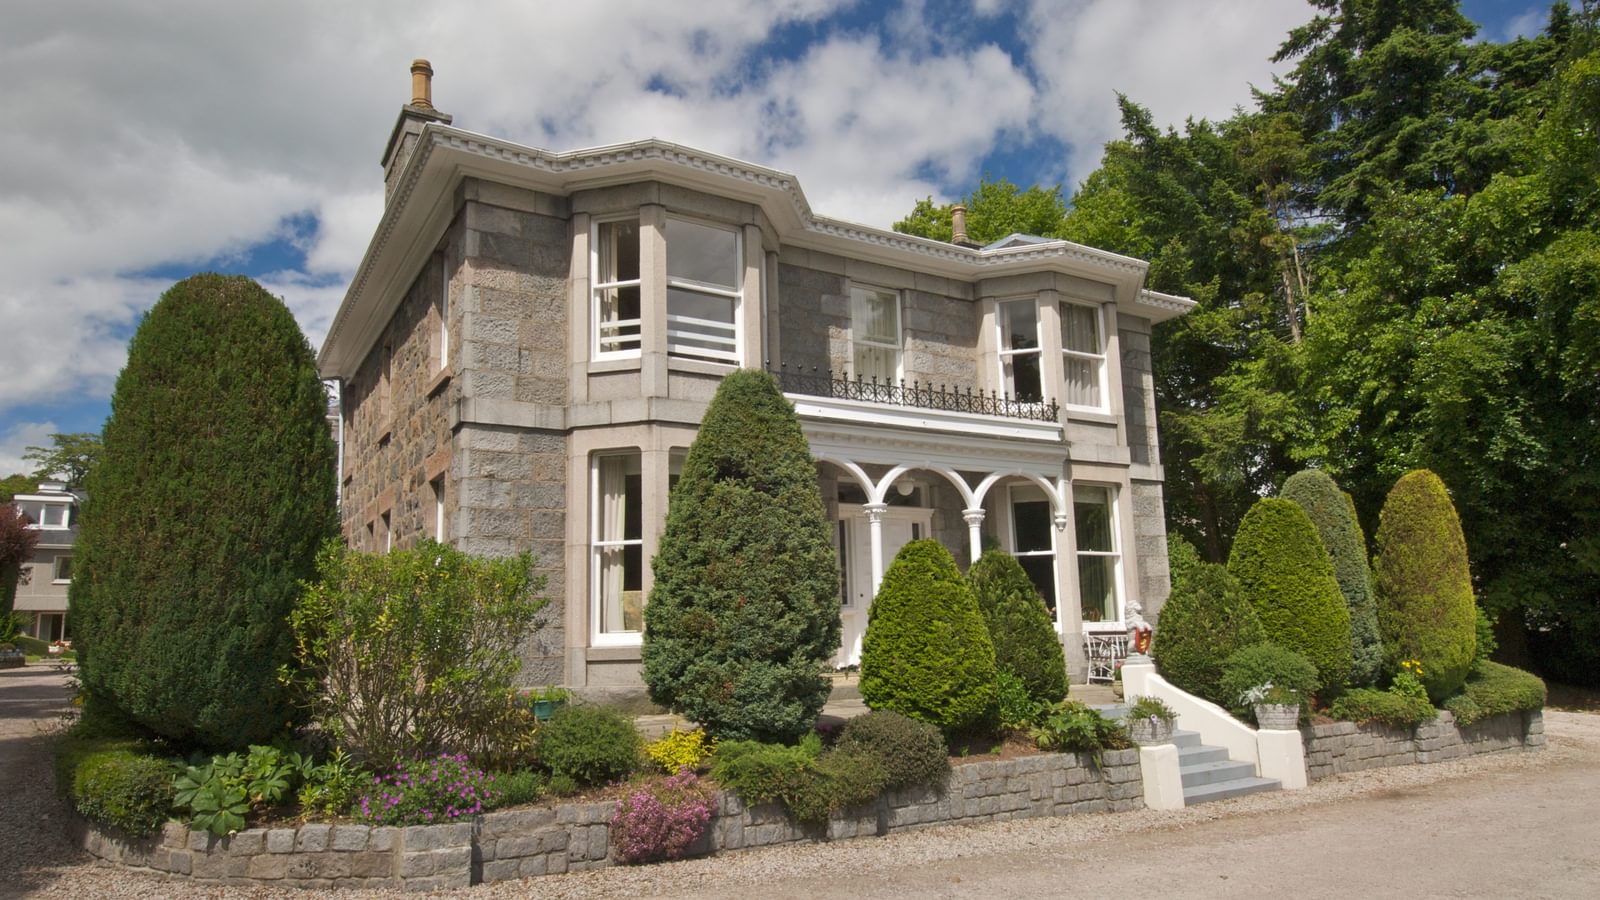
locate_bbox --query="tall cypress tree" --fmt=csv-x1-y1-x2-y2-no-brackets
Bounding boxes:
71,274,336,749
1280,469,1383,686
641,370,841,743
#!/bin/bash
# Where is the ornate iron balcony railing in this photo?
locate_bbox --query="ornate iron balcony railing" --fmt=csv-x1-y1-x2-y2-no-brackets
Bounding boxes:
770,362,1061,423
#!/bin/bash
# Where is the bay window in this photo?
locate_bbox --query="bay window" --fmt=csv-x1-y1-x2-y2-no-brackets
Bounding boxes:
665,217,741,363
998,299,1042,402
1062,302,1106,409
593,218,642,357
1074,484,1122,624
1009,483,1058,615
593,452,644,638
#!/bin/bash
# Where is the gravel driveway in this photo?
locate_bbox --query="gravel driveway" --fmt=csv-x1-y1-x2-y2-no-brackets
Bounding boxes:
6,664,1597,899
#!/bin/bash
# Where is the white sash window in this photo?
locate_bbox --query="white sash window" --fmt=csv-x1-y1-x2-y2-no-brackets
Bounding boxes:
593,218,642,357
665,218,741,364
1062,303,1107,410
998,299,1043,403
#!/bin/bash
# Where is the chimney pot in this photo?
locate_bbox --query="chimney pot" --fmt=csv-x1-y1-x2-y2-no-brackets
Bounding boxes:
411,59,434,109
951,204,968,244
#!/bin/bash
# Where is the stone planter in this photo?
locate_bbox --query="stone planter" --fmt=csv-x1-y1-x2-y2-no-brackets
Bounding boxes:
0,647,25,669
1126,715,1174,744
1254,703,1299,730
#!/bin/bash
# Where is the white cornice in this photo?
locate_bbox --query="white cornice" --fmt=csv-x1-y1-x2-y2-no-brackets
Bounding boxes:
320,128,1191,379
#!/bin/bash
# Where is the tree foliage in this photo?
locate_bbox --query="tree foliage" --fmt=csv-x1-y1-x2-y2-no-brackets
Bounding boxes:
1228,497,1353,690
0,505,39,624
1280,469,1383,686
23,432,102,489
966,549,1068,704
860,539,998,736
642,369,841,743
894,178,1068,245
71,273,337,750
1372,469,1478,702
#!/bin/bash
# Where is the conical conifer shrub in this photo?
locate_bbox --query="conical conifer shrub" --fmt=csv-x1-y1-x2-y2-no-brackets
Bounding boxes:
967,549,1067,704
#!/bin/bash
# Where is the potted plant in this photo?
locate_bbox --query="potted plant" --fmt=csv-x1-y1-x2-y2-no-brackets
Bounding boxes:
523,686,574,721
1125,695,1177,744
1240,682,1300,730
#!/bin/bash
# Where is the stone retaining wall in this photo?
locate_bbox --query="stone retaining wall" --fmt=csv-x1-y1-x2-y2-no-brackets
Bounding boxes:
71,749,1142,891
1302,709,1544,781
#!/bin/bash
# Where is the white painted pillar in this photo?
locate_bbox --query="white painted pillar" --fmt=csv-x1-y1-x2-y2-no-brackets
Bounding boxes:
864,502,888,595
962,508,986,564
1139,743,1185,810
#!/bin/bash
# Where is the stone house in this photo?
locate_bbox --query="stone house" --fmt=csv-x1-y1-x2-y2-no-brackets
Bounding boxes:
317,62,1194,691
9,481,79,642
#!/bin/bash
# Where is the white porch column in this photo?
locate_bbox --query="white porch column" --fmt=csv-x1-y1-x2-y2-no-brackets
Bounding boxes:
962,507,986,564
864,502,888,594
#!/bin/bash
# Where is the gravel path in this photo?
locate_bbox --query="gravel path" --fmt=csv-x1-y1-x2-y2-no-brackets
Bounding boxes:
6,664,1597,899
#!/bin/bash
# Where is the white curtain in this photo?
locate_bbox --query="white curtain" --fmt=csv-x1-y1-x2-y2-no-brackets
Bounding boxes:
598,457,627,633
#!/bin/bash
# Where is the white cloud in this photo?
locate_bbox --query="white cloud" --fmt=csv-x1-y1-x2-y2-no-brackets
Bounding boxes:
0,421,58,478
1496,7,1547,41
1024,0,1310,188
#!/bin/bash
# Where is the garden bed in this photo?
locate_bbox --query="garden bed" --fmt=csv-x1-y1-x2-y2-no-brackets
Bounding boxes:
1301,708,1543,781
68,748,1143,891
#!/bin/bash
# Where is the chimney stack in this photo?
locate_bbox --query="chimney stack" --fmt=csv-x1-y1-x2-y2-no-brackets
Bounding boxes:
951,204,969,245
382,58,452,204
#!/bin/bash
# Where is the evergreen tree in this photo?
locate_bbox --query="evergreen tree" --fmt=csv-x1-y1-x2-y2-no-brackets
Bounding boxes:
860,539,998,736
71,274,336,749
1280,469,1383,686
1228,497,1353,690
1152,562,1264,705
1372,469,1477,702
641,370,841,743
967,549,1068,704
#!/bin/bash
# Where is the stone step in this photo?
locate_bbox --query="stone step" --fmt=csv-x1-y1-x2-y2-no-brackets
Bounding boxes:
1177,744,1231,766
1183,775,1282,805
1179,758,1259,789
1170,729,1203,749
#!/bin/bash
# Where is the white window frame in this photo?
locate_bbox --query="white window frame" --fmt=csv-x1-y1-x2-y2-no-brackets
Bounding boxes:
381,511,392,553
848,285,902,385
431,476,446,542
21,500,71,530
665,216,743,365
997,297,1044,404
1061,301,1109,412
1007,483,1059,625
591,451,645,646
1074,483,1125,628
52,554,72,584
438,255,450,372
591,217,643,360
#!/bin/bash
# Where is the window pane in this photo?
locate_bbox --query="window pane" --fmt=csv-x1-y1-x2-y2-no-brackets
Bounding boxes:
1073,486,1115,552
667,288,737,360
597,285,641,352
1062,304,1100,354
596,454,643,634
54,556,72,581
1066,357,1100,407
1006,353,1042,402
1017,554,1057,614
851,288,899,344
666,219,738,289
1079,555,1116,622
598,219,640,283
1000,300,1038,351
854,345,898,384
1013,497,1053,552
597,546,644,632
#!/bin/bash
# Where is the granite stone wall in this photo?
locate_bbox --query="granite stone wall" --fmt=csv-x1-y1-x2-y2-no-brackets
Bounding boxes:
1302,709,1544,781
73,749,1142,890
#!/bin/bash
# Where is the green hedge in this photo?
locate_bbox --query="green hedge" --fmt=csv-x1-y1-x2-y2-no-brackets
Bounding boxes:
966,549,1068,704
1280,469,1383,686
1228,497,1353,691
1443,661,1546,726
833,710,950,792
1372,470,1478,703
1217,643,1321,719
1328,688,1438,728
860,539,998,736
1151,563,1263,705
57,736,173,836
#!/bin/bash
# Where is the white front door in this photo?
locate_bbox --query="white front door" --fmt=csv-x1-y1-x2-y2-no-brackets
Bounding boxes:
835,504,933,666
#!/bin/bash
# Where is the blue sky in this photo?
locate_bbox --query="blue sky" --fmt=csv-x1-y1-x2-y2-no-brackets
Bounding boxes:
0,0,1551,477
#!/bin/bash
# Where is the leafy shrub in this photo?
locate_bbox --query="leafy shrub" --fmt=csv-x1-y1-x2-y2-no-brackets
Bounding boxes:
788,749,887,823
994,670,1047,733
354,754,495,826
1280,469,1384,686
174,745,311,836
0,505,38,624
860,539,998,736
1443,661,1546,726
62,741,173,836
833,710,950,792
72,274,336,749
708,736,821,807
296,749,370,819
1218,643,1321,719
611,769,717,863
642,370,841,743
287,540,546,768
1373,470,1479,703
546,773,579,797
966,549,1068,704
1474,607,1499,668
1126,696,1177,723
1166,533,1203,588
535,704,641,787
645,728,715,774
1029,701,1131,764
1151,563,1263,705
1228,497,1353,690
487,769,545,809
1328,664,1436,728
